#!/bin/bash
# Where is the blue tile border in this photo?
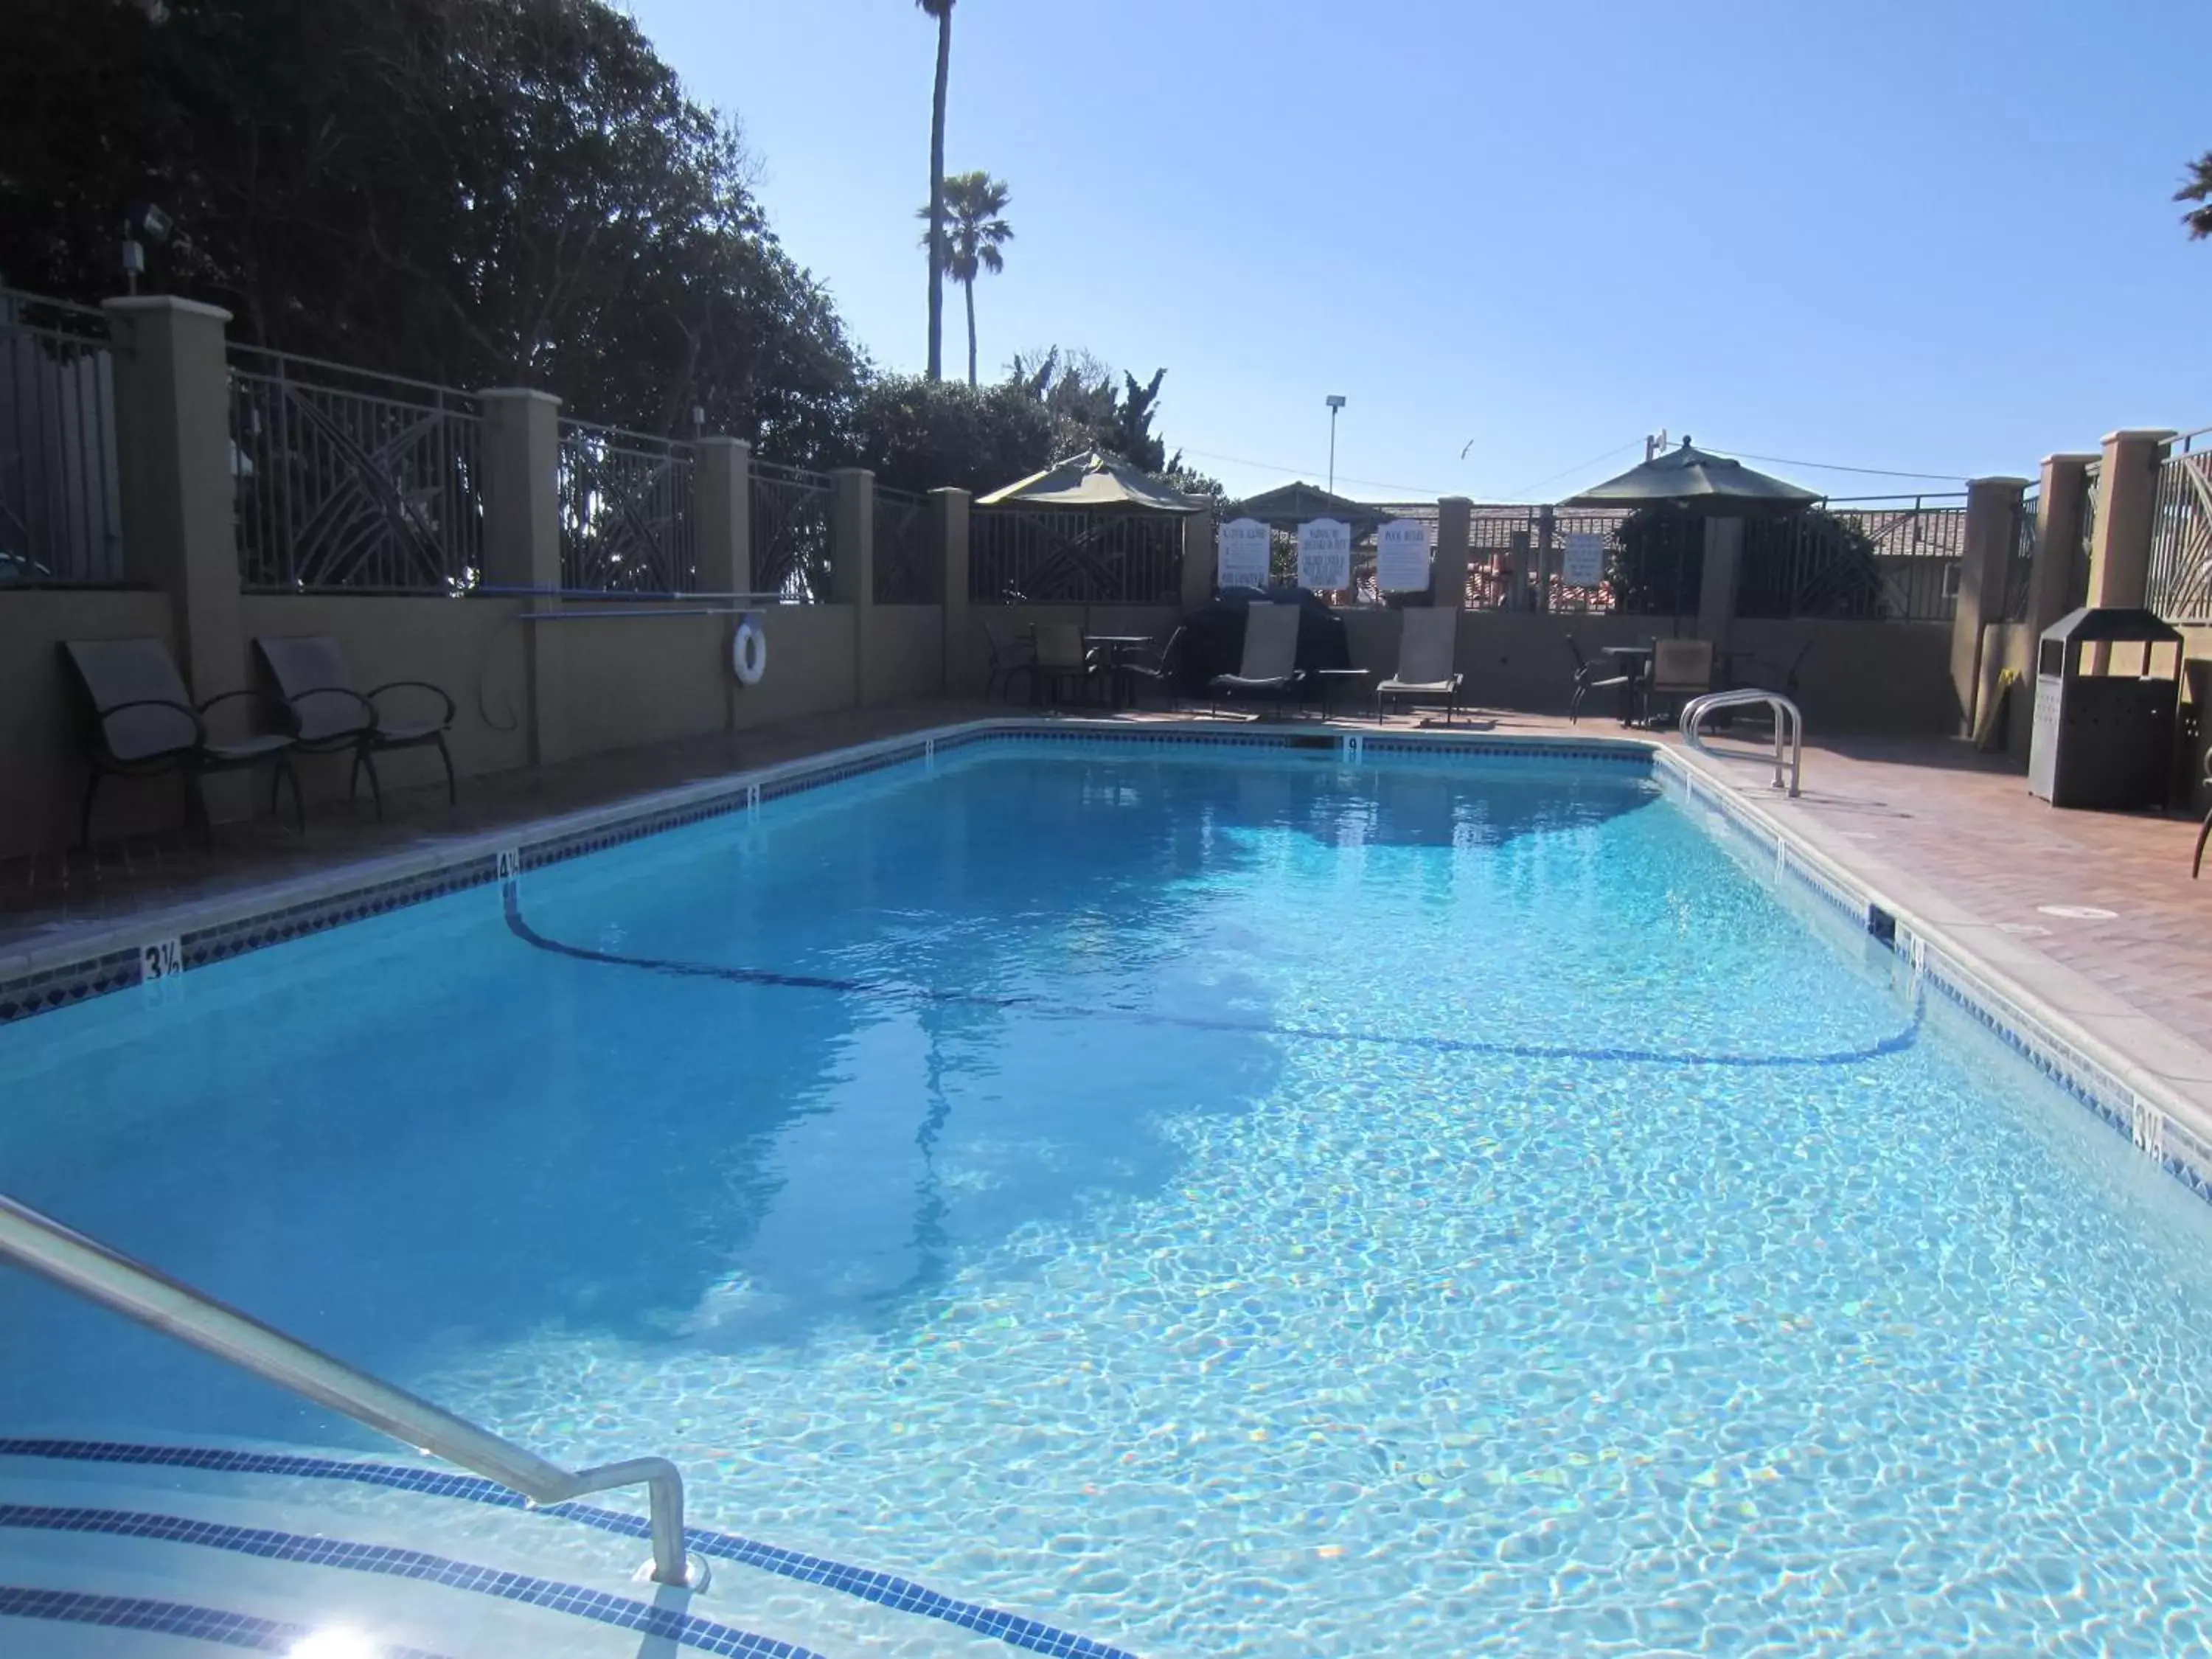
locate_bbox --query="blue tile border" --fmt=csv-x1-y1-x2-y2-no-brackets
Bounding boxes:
0,1504,822,1659
0,1582,449,1658
0,1441,1139,1659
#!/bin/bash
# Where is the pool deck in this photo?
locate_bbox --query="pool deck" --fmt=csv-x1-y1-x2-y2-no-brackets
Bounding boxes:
5,698,2208,1121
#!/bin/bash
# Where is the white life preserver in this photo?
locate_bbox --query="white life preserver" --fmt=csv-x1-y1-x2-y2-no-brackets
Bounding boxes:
731,613,768,686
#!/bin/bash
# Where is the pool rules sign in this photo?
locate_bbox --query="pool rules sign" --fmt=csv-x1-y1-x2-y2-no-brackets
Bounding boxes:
1216,517,1270,590
1297,518,1351,591
1376,519,1430,593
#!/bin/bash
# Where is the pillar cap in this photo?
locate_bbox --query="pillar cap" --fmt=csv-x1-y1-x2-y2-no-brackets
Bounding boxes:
2102,428,2177,445
473,386,563,406
2041,452,2100,466
1968,476,2032,490
1437,494,1473,507
694,434,750,451
101,294,232,323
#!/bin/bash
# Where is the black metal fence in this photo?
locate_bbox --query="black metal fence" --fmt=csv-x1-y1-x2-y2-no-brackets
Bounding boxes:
557,420,695,594
2070,465,2098,612
751,459,832,602
231,344,485,593
969,507,1184,603
1,290,125,586
2002,487,2040,622
872,484,938,604
2146,428,2212,625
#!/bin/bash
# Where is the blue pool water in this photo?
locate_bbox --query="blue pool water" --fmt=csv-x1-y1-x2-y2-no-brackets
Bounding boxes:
4,740,2212,1655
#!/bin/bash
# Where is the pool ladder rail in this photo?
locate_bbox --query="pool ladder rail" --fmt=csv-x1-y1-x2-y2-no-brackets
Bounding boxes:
1679,688,1804,799
0,1191,706,1590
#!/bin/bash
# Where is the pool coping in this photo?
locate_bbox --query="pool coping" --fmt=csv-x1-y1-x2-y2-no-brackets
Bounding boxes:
4,714,2211,1210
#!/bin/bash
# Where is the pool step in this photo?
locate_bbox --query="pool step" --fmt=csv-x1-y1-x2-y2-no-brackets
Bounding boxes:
0,1446,1028,1657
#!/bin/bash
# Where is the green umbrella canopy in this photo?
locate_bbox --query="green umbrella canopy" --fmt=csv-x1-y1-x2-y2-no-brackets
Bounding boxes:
1565,439,1819,512
975,448,1199,512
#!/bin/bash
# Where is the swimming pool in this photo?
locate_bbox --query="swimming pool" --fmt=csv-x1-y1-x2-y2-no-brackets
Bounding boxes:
5,735,2212,1655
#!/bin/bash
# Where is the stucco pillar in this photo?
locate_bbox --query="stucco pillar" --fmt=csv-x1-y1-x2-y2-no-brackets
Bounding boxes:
2086,428,2174,610
102,296,242,700
933,486,972,695
1431,496,1471,608
694,437,751,595
1696,515,1743,646
830,467,874,706
1950,475,2031,735
1180,504,1217,611
1534,504,1557,613
478,388,563,762
2028,453,2098,639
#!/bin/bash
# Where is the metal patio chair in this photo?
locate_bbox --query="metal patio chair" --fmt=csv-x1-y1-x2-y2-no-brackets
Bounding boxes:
1376,607,1464,723
982,618,1035,702
254,634,456,818
1642,638,1716,727
1566,635,1631,723
61,637,303,847
1118,626,1187,710
1031,622,1102,706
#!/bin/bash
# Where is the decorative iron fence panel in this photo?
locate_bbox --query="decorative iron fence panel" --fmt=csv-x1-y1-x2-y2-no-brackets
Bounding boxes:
2002,487,2040,622
230,345,484,593
969,507,1183,604
557,421,695,593
2070,465,2098,611
872,484,938,603
1,290,125,586
1749,495,1966,622
751,460,832,601
2146,429,2212,625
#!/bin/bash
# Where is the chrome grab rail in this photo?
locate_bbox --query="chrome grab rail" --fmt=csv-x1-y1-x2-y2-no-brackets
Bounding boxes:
1679,688,1804,798
0,1193,701,1587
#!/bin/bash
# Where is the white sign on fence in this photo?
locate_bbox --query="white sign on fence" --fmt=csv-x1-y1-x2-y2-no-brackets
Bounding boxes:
1375,519,1431,593
1297,518,1352,591
1562,531,1607,588
1216,517,1271,590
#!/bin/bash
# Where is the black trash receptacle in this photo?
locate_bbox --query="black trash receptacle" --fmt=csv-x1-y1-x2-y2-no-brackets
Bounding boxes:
2028,607,2184,810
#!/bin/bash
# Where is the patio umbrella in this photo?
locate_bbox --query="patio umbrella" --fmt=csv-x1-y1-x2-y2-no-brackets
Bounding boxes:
976,448,1200,512
1565,439,1818,512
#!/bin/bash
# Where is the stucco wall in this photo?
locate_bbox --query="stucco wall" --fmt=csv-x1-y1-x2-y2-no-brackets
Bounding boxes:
860,605,946,704
1,588,182,855
949,605,1181,700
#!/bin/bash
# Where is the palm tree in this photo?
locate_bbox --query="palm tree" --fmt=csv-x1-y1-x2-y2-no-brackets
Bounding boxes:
2180,151,2212,240
917,171,1011,386
915,0,955,380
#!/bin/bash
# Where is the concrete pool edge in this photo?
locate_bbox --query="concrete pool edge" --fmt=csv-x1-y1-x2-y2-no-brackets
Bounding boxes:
6,713,2210,1211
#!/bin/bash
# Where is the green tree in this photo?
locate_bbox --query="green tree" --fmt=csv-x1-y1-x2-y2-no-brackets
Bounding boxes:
2179,151,2212,239
846,375,1068,495
0,0,863,452
915,0,954,380
917,170,1010,387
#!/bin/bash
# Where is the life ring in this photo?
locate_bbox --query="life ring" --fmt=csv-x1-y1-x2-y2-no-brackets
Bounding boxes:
731,613,768,686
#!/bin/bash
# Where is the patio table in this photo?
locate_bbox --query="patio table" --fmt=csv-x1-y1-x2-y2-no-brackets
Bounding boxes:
1085,635,1155,709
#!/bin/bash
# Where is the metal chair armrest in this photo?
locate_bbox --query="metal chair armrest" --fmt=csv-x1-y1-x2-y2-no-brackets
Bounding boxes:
95,697,209,754
364,680,457,728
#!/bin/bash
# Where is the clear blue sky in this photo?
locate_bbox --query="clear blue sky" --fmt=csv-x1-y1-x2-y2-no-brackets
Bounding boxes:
631,0,2208,503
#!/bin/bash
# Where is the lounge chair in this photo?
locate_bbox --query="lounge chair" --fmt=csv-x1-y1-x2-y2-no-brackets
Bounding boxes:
1644,638,1715,726
1031,622,1100,706
1209,602,1302,712
254,635,456,818
982,618,1034,702
1375,607,1464,723
1566,635,1632,724
61,637,302,848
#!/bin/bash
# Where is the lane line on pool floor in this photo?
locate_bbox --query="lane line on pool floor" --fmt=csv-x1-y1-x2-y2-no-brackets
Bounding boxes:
0,1504,821,1658
501,883,1924,1071
0,1441,1140,1659
0,1583,451,1658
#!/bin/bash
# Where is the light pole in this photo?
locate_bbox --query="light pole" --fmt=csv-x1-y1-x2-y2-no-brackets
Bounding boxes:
1325,394,1346,495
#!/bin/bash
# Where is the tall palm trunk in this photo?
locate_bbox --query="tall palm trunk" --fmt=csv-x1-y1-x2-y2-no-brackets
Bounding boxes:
964,276,978,386
925,8,950,380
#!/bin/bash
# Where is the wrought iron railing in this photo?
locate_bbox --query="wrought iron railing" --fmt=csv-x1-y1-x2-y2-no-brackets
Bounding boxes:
969,507,1184,604
2070,464,2098,611
557,420,695,594
231,345,484,593
751,459,832,602
1,290,125,587
1804,494,1966,622
2146,428,2212,625
872,484,939,604
2002,486,2040,622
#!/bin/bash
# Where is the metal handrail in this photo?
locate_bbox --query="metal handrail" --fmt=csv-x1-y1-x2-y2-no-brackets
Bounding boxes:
0,1193,701,1587
1680,688,1804,798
